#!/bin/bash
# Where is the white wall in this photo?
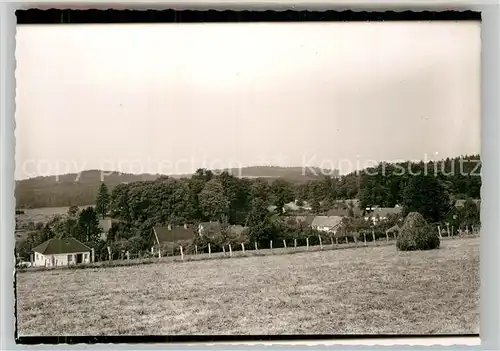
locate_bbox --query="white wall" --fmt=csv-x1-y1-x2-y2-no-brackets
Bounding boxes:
33,251,91,267
315,226,338,233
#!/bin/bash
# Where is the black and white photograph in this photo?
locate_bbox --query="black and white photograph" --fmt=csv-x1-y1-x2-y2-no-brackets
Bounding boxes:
14,13,481,339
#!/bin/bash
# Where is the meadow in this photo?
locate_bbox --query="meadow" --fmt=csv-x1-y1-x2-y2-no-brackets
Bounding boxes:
16,237,479,336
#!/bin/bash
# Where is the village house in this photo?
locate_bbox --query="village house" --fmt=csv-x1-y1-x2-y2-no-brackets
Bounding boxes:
152,224,197,247
31,237,92,267
364,206,402,224
311,216,343,233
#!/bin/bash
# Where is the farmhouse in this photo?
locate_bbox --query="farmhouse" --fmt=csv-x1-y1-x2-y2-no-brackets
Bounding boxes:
364,206,402,224
31,237,91,267
311,216,343,233
152,224,197,246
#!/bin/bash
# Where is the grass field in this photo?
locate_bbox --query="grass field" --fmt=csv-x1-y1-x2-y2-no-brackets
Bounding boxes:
16,237,479,336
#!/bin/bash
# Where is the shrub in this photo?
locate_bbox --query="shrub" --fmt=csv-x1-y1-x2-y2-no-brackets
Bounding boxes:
396,212,440,251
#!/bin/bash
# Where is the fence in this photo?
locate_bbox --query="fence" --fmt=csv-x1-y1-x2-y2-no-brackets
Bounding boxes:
17,224,480,273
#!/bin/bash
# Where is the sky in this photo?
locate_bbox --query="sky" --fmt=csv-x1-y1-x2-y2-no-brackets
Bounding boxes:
15,21,481,180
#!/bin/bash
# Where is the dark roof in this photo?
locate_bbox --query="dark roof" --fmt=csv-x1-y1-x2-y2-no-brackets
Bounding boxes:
153,226,196,244
32,237,91,255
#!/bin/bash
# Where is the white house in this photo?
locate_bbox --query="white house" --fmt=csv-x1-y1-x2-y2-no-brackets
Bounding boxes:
364,206,402,224
32,237,92,267
311,216,343,233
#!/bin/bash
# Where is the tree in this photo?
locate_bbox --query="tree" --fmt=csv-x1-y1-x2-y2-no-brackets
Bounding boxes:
246,197,269,227
311,198,321,214
402,175,451,223
271,179,294,215
67,205,80,217
251,179,271,203
109,183,131,222
52,217,67,239
78,207,100,242
95,182,110,219
457,198,480,228
198,179,230,222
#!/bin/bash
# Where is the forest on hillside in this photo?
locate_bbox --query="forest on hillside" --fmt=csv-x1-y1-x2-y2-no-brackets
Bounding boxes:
14,166,327,208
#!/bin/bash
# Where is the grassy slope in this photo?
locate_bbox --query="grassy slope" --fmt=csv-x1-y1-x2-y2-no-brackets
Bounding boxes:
16,237,479,336
15,166,329,208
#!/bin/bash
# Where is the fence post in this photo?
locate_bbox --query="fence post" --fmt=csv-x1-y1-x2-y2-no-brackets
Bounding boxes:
91,248,95,263
208,243,211,258
255,241,258,251
446,223,450,237
451,226,454,237
229,244,232,257
294,239,297,249
354,234,358,247
385,231,389,243
372,228,375,243
438,225,442,239
241,243,245,254
283,239,287,249
126,251,130,261
180,246,184,261
151,247,154,255
195,245,198,255
223,246,226,256
335,237,338,245
363,232,367,246
270,240,273,253
319,235,323,249
345,236,348,244
306,237,309,250
158,248,161,258
330,236,334,248
107,246,111,261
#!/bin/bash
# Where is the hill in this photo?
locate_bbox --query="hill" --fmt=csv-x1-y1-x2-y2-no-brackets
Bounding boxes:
15,166,333,208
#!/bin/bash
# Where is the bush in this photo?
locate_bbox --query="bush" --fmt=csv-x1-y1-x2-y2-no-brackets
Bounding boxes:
396,212,440,251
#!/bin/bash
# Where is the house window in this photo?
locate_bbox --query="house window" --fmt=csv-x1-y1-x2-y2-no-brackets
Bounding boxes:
84,253,88,260
36,254,39,260
67,255,73,263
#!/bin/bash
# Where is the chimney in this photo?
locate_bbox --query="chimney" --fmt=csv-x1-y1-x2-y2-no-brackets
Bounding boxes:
184,223,188,229
168,224,172,230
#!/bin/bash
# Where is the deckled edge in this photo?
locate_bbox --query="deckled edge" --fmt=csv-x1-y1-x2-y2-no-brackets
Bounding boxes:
6,2,492,350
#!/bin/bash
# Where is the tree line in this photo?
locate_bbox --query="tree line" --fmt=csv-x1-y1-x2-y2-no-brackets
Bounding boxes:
15,155,481,261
